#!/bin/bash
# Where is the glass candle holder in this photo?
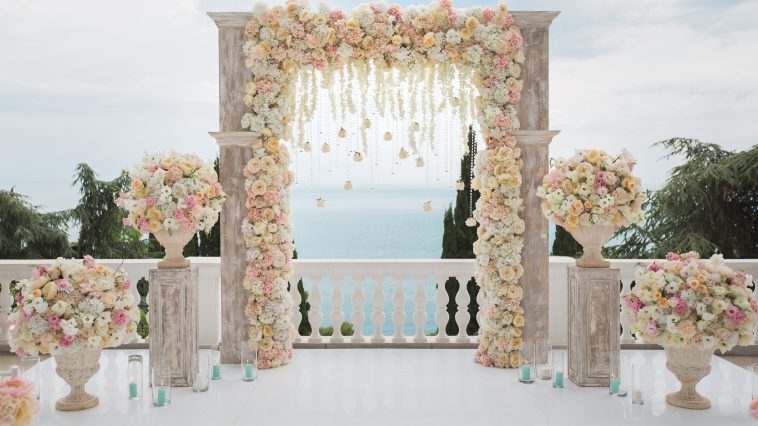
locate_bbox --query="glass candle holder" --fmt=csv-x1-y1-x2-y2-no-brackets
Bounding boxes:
609,353,622,396
552,348,565,389
617,354,628,397
193,353,210,392
151,366,171,407
751,363,758,400
241,341,258,382
128,355,143,400
535,339,551,380
631,363,644,405
20,356,40,400
518,346,534,384
211,345,222,381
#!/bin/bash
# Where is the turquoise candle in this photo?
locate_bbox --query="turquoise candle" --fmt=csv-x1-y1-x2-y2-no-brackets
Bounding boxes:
244,363,254,380
610,377,620,394
554,371,564,388
129,382,138,398
212,364,221,380
519,364,531,382
157,388,167,405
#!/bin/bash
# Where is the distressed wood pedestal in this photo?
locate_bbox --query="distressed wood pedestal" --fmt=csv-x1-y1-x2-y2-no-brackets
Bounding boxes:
567,266,620,387
149,266,199,387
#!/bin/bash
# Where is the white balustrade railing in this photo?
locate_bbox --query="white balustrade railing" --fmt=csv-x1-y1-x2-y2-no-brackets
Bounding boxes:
0,257,756,349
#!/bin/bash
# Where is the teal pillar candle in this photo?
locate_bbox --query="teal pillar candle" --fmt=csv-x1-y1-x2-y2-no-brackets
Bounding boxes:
212,364,221,380
519,365,531,382
610,377,620,394
129,382,138,398
244,363,254,380
157,388,167,405
553,371,564,388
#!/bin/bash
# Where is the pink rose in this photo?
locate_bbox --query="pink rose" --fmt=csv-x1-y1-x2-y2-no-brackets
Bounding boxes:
59,335,74,347
112,310,129,326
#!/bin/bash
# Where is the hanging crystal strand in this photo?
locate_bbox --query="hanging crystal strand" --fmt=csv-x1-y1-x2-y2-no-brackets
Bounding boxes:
297,70,306,149
428,63,436,154
409,69,417,152
339,64,347,124
308,69,318,122
419,66,428,157
346,61,356,114
397,67,405,120
388,68,396,121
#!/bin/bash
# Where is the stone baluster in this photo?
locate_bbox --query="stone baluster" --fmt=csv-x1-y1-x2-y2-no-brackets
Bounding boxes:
454,275,471,342
753,280,758,344
413,278,427,343
351,277,365,342
392,276,407,342
434,276,450,343
371,276,385,343
475,280,484,331
308,277,323,343
619,270,636,344
330,278,345,342
290,274,303,342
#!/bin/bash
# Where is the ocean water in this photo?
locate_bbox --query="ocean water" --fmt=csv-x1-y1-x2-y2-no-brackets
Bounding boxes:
289,187,556,336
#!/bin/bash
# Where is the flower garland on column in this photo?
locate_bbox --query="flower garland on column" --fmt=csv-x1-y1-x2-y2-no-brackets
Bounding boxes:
241,0,524,368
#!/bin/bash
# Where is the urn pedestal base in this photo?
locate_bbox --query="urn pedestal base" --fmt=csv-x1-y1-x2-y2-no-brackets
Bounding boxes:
149,266,199,387
665,347,713,410
567,266,620,387
54,348,102,411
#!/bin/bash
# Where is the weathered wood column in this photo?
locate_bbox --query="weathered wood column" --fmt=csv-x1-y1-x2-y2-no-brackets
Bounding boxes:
209,12,255,364
511,11,560,352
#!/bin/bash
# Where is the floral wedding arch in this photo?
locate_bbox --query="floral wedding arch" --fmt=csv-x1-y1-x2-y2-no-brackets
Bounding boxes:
237,0,528,369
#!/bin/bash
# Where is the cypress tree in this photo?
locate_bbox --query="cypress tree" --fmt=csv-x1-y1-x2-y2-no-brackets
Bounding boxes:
440,125,480,336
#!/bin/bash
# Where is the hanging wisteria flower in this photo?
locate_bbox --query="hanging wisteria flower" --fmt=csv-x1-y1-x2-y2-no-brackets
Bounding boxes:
624,252,757,352
118,151,226,235
0,377,40,426
536,149,646,232
9,258,139,357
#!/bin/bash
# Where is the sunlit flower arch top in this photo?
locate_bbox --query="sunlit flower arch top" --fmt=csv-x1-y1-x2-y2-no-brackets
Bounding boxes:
240,0,526,369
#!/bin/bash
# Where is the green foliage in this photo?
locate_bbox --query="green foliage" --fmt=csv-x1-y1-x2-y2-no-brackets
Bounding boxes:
182,158,222,258
440,125,480,336
136,277,150,339
609,138,758,259
0,190,71,259
289,245,312,336
551,225,581,257
8,280,20,310
70,163,155,259
318,322,355,337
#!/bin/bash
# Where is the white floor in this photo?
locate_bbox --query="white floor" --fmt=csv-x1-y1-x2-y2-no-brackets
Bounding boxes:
20,349,757,425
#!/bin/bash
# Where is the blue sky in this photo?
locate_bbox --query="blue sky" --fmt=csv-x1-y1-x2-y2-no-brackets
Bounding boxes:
1,0,756,213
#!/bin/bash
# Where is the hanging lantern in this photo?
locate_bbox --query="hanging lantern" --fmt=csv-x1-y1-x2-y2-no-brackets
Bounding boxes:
399,148,409,159
465,217,477,227
321,143,330,153
456,179,465,191
363,118,371,129
303,142,312,152
316,198,326,208
384,131,392,141
343,180,353,190
410,122,420,132
422,201,432,212
415,157,424,168
338,128,347,138
353,152,364,162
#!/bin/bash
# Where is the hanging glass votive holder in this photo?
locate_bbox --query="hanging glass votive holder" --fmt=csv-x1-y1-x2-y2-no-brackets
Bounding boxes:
193,353,210,392
518,346,534,384
552,347,565,389
20,355,41,400
128,355,143,400
535,339,551,380
211,345,222,381
151,365,171,407
241,341,258,382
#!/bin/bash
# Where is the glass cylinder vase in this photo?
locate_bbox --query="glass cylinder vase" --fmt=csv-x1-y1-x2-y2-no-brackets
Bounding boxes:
128,355,143,400
552,348,565,389
193,353,209,392
211,345,222,381
20,356,40,400
535,339,551,380
241,341,258,382
518,346,534,384
609,353,622,396
631,363,644,405
151,366,171,407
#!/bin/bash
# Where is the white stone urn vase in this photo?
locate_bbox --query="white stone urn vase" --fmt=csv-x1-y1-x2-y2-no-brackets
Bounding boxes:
664,347,713,410
54,348,102,411
153,229,195,269
570,225,616,268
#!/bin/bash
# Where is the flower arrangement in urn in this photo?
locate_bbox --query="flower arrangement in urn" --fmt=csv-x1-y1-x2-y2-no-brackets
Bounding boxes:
8,257,139,411
0,376,40,426
118,151,226,268
624,252,757,409
536,149,645,267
